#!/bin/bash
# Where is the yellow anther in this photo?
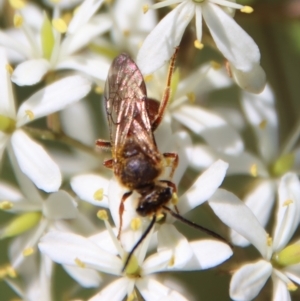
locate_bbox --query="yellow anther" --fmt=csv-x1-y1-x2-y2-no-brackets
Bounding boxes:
194,40,204,50
6,64,14,75
266,234,272,247
283,199,293,206
50,0,61,3
62,12,73,26
250,163,258,177
25,110,34,120
127,292,136,301
22,247,34,256
123,30,130,37
187,92,195,103
259,119,267,129
94,86,104,94
6,266,17,278
241,6,253,14
52,18,67,33
75,257,86,268
13,14,23,28
9,0,26,10
97,209,108,221
93,188,104,201
210,61,221,70
131,218,141,231
172,193,178,205
168,255,175,267
0,267,7,278
144,74,153,82
155,213,164,222
0,201,13,210
143,4,149,14
287,282,298,291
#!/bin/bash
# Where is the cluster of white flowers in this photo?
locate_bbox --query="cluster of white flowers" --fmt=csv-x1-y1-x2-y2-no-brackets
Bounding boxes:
0,0,299,301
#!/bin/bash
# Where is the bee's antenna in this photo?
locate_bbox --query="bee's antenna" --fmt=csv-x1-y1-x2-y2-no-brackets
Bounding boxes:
162,206,233,249
122,214,157,272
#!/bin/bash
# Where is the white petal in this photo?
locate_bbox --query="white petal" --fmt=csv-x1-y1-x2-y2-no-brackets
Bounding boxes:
63,264,102,288
39,231,122,275
175,63,232,98
284,262,300,285
71,174,109,207
56,55,110,81
9,151,44,207
0,30,31,60
209,189,269,258
89,231,118,255
137,1,194,75
188,146,268,177
203,2,260,72
241,84,278,164
195,5,203,42
230,260,272,301
20,3,44,30
10,130,61,193
182,239,232,270
62,14,112,56
113,0,157,34
273,173,300,251
17,75,91,126
0,47,16,118
186,144,218,170
0,181,23,201
60,99,97,146
11,59,50,86
88,278,129,301
172,105,243,155
152,224,193,270
137,277,188,301
178,160,228,214
230,180,276,247
272,275,291,301
231,62,266,94
43,190,77,219
67,0,105,34
142,249,172,275
0,181,41,212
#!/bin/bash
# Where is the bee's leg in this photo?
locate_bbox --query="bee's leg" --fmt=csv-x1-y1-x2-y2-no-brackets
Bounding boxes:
96,139,112,150
151,47,179,131
103,159,114,169
159,179,180,214
118,191,133,240
163,152,178,178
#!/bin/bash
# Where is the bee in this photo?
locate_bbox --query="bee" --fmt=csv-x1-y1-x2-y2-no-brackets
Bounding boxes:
97,49,230,271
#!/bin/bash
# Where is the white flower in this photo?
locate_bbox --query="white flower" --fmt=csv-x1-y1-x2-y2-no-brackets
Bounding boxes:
0,47,91,192
0,0,111,86
4,254,53,301
109,0,157,56
0,159,102,288
188,84,300,247
208,174,300,301
39,213,232,301
137,0,266,93
145,62,243,155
